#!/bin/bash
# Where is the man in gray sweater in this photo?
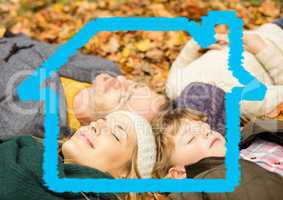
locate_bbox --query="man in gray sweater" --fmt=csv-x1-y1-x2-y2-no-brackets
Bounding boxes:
0,33,167,139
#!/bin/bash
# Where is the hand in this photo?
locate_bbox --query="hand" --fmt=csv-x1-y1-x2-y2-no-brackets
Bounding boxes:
266,102,283,119
243,32,266,54
208,34,228,50
208,32,267,54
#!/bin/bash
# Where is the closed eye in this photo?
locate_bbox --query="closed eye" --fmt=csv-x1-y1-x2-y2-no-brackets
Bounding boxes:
187,136,195,144
126,92,134,102
112,132,120,142
126,84,138,101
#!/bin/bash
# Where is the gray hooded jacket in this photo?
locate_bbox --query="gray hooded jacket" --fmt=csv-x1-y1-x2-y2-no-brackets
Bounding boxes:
0,34,121,139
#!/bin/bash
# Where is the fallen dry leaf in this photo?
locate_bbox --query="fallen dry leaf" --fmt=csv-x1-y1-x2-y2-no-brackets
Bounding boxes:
259,0,280,17
101,36,120,53
0,26,6,37
0,0,282,94
135,39,152,52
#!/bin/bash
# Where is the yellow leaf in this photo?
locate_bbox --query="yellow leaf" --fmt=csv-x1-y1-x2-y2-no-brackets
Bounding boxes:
122,47,131,58
52,3,64,13
135,39,151,52
0,26,6,37
178,32,189,45
166,32,185,48
150,3,173,17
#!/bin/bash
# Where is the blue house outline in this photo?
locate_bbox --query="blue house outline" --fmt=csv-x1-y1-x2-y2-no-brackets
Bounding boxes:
17,11,267,193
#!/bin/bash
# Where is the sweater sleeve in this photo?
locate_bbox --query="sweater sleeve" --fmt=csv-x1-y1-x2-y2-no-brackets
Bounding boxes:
1,34,122,84
240,85,283,118
166,39,201,99
29,37,122,83
255,44,283,85
255,23,283,85
170,38,201,69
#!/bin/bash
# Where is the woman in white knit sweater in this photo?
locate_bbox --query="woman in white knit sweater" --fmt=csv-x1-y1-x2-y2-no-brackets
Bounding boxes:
166,20,283,120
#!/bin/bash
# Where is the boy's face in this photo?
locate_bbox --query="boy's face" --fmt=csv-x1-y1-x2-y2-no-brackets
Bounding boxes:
169,119,226,167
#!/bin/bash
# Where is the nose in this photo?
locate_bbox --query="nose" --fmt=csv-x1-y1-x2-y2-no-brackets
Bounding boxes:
117,76,132,89
100,73,112,81
117,75,126,82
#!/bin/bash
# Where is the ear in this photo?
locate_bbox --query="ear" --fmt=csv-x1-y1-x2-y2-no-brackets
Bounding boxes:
167,166,186,179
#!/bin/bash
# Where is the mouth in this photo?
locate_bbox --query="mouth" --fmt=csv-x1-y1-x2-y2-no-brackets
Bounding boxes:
209,138,219,148
78,133,95,149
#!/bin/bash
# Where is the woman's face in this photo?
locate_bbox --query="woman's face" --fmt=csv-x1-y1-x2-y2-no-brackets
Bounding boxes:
62,112,137,177
170,119,226,167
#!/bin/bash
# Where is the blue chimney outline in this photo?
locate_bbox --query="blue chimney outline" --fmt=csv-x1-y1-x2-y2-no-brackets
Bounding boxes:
17,11,267,193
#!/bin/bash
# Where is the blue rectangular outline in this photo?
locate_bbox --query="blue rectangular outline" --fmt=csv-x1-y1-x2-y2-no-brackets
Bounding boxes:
17,11,267,193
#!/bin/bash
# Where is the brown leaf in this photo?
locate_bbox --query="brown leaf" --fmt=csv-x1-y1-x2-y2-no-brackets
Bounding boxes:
166,31,187,48
150,3,173,17
145,48,163,61
1,0,282,97
101,36,120,53
142,31,165,43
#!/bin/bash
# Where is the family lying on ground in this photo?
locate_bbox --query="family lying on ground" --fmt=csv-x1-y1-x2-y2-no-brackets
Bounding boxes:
0,18,283,200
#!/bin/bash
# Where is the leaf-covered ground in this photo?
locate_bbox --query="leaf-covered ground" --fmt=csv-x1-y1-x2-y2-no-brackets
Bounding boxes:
0,0,282,93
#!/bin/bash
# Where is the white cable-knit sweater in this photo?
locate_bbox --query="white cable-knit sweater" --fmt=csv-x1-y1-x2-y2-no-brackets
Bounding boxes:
166,23,283,119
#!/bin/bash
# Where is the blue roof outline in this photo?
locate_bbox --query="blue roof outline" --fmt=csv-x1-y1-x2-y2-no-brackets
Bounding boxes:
17,11,267,193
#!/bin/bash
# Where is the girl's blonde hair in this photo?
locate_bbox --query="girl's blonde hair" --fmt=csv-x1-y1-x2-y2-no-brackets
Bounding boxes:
152,108,207,178
122,146,152,200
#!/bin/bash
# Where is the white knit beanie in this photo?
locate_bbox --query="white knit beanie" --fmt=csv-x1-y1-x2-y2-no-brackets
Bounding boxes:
107,111,156,178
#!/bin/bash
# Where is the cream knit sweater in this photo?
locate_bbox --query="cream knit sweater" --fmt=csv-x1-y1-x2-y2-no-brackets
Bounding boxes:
166,23,283,119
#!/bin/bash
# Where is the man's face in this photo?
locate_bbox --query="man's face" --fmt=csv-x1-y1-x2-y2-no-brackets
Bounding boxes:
170,119,226,167
73,73,166,123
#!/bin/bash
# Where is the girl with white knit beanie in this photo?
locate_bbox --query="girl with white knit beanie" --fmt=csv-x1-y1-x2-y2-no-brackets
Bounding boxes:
0,110,157,200
63,110,157,179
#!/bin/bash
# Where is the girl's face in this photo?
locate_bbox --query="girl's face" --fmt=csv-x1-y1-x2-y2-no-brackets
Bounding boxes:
170,119,226,167
62,112,137,178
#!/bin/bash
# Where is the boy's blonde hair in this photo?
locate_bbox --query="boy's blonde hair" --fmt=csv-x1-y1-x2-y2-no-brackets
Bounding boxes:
152,108,207,178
